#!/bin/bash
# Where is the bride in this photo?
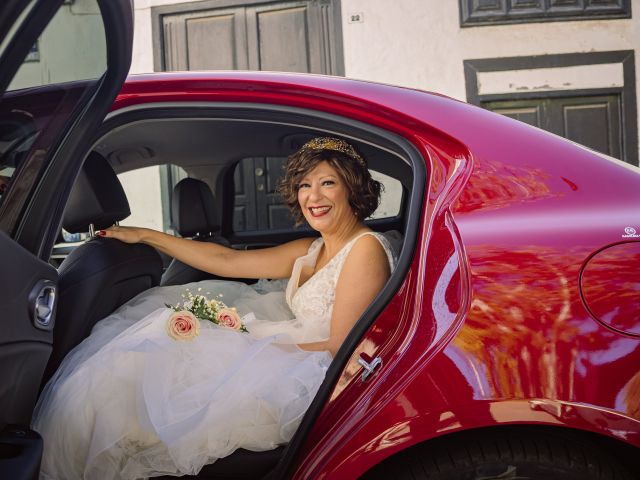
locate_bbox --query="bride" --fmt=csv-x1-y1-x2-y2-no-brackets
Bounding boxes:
32,137,396,479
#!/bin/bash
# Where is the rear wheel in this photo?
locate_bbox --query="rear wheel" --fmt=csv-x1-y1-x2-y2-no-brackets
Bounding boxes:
361,427,636,480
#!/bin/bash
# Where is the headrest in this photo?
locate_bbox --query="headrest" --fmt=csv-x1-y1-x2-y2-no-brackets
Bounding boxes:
171,178,220,237
63,152,130,233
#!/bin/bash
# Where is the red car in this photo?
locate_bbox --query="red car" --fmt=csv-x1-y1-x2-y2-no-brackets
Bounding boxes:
1,1,639,479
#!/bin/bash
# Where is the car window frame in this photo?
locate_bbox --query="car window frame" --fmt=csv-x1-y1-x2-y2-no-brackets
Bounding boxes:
0,0,133,259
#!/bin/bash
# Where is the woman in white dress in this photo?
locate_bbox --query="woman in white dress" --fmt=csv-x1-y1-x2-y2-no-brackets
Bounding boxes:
32,137,396,479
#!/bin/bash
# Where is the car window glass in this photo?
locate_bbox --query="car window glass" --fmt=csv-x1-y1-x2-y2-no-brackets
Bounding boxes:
0,0,38,59
232,157,403,232
0,0,106,213
369,170,402,219
118,165,188,233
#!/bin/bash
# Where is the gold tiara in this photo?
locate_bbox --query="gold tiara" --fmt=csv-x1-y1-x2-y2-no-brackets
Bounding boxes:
299,137,365,166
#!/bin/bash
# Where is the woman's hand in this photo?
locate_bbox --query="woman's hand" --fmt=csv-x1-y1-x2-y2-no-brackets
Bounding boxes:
98,225,147,244
97,224,313,281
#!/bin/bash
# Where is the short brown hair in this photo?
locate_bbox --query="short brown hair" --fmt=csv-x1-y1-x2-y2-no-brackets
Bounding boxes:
278,143,382,226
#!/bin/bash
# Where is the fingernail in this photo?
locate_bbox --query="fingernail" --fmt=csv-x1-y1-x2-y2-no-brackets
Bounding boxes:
97,231,105,237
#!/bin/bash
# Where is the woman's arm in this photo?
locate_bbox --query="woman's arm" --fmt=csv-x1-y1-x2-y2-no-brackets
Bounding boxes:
100,225,314,280
298,235,391,356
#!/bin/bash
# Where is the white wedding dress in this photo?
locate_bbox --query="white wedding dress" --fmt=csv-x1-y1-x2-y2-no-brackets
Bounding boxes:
33,232,395,480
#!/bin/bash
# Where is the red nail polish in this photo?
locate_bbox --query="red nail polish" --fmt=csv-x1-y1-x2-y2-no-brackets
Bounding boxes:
97,231,105,237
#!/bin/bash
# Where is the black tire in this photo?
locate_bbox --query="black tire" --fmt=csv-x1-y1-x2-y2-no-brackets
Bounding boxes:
360,427,637,480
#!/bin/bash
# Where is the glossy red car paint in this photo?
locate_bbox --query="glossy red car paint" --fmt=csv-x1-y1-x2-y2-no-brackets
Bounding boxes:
113,72,640,478
581,242,640,336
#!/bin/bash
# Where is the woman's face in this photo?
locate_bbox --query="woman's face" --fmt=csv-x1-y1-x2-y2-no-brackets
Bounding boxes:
297,160,355,235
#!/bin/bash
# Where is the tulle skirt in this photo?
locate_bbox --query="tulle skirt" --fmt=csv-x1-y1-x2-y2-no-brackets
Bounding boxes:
32,280,332,480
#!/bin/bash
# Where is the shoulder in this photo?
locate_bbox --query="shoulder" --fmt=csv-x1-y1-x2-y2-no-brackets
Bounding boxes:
334,233,390,297
342,233,391,276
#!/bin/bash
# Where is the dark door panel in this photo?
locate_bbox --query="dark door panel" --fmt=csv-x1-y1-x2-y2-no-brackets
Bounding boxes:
0,426,43,480
0,231,57,428
556,95,621,159
162,6,247,71
484,94,622,159
0,1,134,477
487,98,547,130
233,157,295,232
157,0,342,75
246,1,321,73
233,157,259,231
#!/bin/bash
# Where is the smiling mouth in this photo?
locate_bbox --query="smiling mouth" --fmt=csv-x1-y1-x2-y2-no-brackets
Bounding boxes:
309,206,331,217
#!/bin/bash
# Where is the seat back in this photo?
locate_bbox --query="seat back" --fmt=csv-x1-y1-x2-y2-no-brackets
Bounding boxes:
161,178,229,286
171,177,221,238
42,153,162,384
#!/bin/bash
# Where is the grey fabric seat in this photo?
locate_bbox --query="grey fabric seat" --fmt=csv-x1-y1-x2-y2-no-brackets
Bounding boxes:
160,178,230,286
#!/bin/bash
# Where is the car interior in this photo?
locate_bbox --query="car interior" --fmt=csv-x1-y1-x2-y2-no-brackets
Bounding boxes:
43,106,424,479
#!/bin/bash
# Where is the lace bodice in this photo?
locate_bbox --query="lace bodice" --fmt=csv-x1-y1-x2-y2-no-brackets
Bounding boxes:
283,232,396,342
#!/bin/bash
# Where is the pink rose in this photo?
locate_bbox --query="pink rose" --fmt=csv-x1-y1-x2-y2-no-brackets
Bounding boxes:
167,310,200,340
216,308,242,330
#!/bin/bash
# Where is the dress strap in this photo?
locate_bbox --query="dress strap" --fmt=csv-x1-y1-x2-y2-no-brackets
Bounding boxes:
307,237,323,254
336,231,396,271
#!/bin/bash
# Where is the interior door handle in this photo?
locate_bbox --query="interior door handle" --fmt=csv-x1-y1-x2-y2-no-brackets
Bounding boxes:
29,279,56,331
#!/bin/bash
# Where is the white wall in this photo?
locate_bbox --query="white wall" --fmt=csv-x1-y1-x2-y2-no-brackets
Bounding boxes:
118,167,164,230
341,0,638,98
10,0,106,90
340,0,639,157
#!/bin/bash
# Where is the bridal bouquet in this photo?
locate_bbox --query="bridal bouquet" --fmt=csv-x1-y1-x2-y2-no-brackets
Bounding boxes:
165,288,248,340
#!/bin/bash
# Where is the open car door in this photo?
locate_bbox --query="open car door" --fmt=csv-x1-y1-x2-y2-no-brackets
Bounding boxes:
0,1,133,477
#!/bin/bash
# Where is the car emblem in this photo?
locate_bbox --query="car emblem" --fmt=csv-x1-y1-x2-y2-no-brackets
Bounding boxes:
622,227,640,238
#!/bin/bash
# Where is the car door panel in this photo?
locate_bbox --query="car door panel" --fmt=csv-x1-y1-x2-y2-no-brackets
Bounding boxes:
0,231,56,475
0,426,43,480
0,0,133,477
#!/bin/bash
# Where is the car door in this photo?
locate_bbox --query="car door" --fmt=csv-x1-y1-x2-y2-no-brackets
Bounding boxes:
0,1,132,477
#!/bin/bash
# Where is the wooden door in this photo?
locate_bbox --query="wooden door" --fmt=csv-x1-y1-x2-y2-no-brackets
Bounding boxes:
484,94,622,159
233,157,293,231
159,0,340,75
161,7,248,70
245,1,323,73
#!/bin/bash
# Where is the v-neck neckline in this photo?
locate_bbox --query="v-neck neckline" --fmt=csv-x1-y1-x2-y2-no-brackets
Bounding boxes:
295,231,372,291
296,241,331,290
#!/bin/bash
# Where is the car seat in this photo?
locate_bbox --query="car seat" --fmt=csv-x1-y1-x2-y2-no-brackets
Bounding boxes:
41,152,163,385
160,178,230,286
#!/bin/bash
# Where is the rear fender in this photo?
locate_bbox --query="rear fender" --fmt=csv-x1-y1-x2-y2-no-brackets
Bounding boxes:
313,396,640,479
